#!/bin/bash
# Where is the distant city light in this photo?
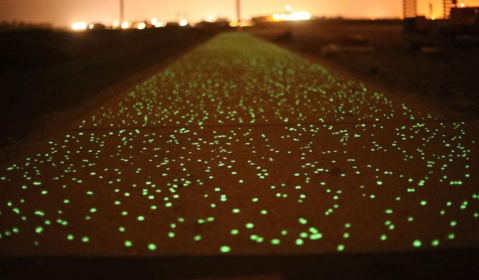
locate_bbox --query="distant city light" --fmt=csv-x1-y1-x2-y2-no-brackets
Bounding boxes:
113,20,120,28
229,20,254,27
154,22,166,28
206,15,215,22
121,21,130,29
89,24,95,29
136,22,146,30
151,18,158,25
273,11,311,21
460,3,466,7
179,19,189,26
72,22,87,31
285,5,292,12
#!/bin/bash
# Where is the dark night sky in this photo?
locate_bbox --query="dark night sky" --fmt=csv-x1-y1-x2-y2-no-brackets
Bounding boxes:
1,0,478,27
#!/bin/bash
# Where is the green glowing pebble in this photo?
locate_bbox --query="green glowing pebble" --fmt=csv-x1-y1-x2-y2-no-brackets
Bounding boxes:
381,235,387,241
431,240,439,247
35,227,43,234
119,227,125,232
271,239,280,245
310,233,322,240
67,234,74,241
168,232,175,238
125,241,133,247
299,218,307,224
281,230,288,236
138,216,145,221
420,200,427,206
194,235,202,241
337,244,345,251
82,237,89,243
220,246,231,253
231,229,239,235
148,244,157,251
246,223,254,229
232,208,240,213
413,240,421,247
296,239,304,246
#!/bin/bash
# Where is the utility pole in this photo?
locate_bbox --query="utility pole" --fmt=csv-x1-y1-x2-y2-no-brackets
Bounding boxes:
120,0,125,24
236,0,241,31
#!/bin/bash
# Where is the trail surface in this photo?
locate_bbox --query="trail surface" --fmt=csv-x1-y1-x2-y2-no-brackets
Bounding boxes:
1,33,478,256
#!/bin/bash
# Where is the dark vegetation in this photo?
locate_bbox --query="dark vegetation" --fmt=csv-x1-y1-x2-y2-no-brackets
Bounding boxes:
250,20,479,120
0,28,214,157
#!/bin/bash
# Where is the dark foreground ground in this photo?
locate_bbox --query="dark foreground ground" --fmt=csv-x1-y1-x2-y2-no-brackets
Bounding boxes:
249,20,479,120
0,28,214,160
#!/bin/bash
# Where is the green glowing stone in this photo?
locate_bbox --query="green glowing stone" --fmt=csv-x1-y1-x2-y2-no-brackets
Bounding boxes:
82,237,89,243
337,244,345,251
125,240,133,247
431,240,439,247
246,223,254,229
138,216,145,221
220,246,231,253
148,244,157,251
296,239,304,246
413,240,421,247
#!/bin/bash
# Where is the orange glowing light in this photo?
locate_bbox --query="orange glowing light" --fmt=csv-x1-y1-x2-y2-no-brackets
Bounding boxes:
72,22,87,31
121,21,130,29
276,11,311,21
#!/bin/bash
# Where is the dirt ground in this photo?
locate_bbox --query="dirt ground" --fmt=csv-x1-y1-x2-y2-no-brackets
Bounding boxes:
249,20,479,121
0,28,215,161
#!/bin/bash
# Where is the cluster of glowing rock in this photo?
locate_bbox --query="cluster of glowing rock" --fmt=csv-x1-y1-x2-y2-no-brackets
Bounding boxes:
76,33,434,129
0,33,477,256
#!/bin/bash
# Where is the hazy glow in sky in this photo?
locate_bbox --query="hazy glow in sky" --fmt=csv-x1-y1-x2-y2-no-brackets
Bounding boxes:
1,0,478,27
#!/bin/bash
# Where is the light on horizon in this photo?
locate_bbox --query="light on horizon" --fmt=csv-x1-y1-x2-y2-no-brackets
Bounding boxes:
121,21,130,29
273,11,311,21
72,22,87,30
179,19,189,26
285,5,292,12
